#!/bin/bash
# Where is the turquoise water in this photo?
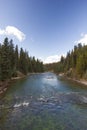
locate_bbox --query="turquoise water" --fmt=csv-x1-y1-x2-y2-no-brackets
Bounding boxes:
0,72,87,130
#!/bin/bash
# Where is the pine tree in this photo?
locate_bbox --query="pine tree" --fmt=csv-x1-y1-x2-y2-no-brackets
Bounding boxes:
15,45,19,70
0,43,1,80
19,48,28,74
28,57,33,72
1,38,11,80
32,56,37,72
0,37,44,81
9,39,15,76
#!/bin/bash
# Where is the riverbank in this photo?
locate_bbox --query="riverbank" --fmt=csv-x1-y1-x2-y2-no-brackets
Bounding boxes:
0,74,26,97
68,78,87,86
0,80,10,95
59,74,87,86
0,72,42,97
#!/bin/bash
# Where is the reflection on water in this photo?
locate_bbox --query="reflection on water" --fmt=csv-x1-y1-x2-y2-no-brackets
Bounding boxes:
0,72,87,130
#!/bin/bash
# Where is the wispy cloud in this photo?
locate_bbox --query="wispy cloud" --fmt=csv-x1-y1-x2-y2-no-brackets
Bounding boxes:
44,54,65,64
0,26,26,42
75,33,87,45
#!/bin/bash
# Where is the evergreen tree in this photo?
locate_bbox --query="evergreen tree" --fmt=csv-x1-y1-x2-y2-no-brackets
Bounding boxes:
0,43,1,80
44,43,87,79
19,48,28,74
1,38,11,80
9,39,15,76
0,37,44,81
15,45,19,70
28,57,33,72
32,56,37,72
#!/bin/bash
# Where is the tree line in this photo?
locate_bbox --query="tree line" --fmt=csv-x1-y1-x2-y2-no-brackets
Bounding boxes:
45,43,87,79
0,38,44,81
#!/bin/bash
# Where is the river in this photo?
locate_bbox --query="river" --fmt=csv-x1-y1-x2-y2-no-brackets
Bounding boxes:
0,72,87,130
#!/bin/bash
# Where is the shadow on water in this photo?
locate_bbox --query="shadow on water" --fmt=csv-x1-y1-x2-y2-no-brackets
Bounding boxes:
0,72,87,130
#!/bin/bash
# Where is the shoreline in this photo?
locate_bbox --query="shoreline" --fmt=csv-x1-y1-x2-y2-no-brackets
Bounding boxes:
0,80,10,96
0,72,41,97
68,78,87,86
0,76,25,97
59,74,87,86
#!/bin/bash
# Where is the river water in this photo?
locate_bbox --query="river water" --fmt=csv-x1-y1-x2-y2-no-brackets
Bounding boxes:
0,72,87,130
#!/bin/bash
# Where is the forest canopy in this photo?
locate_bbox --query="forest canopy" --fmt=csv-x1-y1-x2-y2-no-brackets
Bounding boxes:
45,43,87,79
0,38,44,81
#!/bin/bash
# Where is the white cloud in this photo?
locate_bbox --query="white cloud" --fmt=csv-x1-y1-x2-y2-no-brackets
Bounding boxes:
75,33,87,45
44,54,65,64
81,33,84,37
0,26,26,42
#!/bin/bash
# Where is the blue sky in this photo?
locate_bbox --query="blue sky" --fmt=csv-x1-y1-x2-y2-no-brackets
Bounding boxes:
0,0,87,63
